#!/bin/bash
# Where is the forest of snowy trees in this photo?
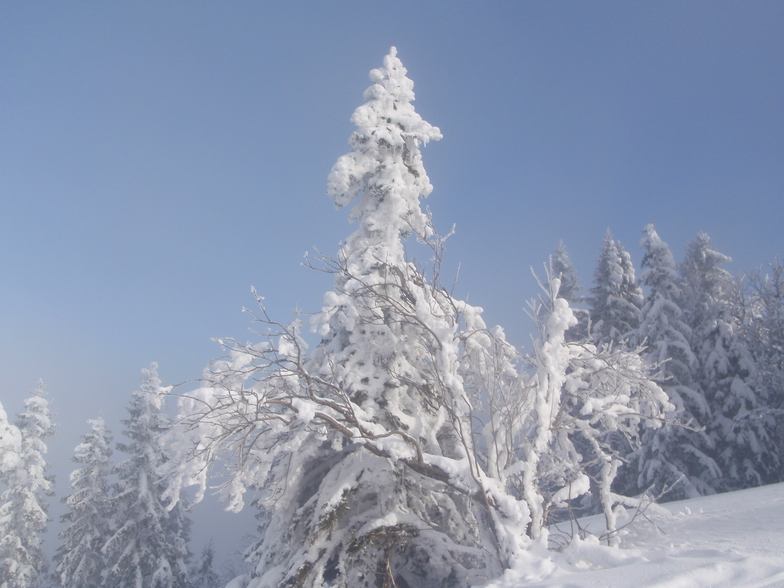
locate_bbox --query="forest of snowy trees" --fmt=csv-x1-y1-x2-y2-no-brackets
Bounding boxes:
2,48,783,588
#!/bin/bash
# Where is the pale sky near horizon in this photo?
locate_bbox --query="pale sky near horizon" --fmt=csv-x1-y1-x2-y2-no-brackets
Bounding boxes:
2,1,783,564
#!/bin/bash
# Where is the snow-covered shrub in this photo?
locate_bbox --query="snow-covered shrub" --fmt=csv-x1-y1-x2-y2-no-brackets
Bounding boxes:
511,269,671,546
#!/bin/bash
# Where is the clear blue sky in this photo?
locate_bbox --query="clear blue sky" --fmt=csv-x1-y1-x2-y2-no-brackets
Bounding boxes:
2,0,783,563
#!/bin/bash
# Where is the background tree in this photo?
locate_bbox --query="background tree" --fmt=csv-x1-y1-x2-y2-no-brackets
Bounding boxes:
680,233,779,490
629,224,719,499
549,241,588,341
0,400,23,583
0,401,21,480
188,542,221,588
0,382,56,588
729,257,784,480
102,364,190,588
741,260,784,407
588,230,643,347
54,415,114,588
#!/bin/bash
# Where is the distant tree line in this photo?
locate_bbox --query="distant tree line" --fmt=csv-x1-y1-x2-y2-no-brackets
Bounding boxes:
550,228,782,501
0,367,226,588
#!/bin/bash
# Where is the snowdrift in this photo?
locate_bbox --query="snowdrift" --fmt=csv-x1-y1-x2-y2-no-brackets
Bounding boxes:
487,482,784,588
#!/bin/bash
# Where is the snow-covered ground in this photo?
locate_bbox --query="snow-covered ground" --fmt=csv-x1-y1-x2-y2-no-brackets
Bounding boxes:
488,482,784,588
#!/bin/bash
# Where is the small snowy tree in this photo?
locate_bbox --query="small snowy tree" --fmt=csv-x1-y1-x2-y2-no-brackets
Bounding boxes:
549,241,588,341
588,230,643,346
189,542,221,588
53,415,114,588
0,382,56,588
630,224,718,500
680,233,779,490
102,365,190,588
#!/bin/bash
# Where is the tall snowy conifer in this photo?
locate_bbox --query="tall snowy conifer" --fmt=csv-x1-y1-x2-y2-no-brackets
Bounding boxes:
251,45,502,588
680,233,778,489
102,365,190,588
631,224,718,499
0,382,55,588
54,415,113,588
740,259,784,472
588,230,643,346
166,48,532,588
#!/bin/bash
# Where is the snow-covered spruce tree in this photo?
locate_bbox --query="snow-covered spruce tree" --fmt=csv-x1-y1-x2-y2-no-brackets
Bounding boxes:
102,364,190,588
740,259,784,474
189,542,221,588
680,233,779,490
0,382,56,588
515,269,670,546
742,260,784,410
588,230,643,347
165,48,539,588
53,415,114,588
0,400,23,567
549,241,588,341
629,224,718,500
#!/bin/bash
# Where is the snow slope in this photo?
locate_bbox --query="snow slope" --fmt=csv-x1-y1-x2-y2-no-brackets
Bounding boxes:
487,482,784,588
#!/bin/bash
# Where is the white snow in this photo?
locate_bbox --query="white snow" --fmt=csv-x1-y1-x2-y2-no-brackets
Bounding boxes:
485,482,784,588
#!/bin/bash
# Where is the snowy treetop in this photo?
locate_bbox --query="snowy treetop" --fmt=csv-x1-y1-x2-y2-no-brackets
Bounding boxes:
327,47,442,261
639,223,680,295
0,401,22,471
